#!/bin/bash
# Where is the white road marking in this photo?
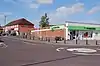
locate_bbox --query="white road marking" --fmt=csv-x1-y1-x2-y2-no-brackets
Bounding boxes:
3,36,8,37
0,42,8,48
97,49,100,50
23,42,36,45
73,53,100,56
56,47,65,52
67,48,97,53
52,45,54,47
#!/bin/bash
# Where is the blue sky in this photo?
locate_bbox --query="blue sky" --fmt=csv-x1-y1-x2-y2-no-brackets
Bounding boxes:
0,0,100,27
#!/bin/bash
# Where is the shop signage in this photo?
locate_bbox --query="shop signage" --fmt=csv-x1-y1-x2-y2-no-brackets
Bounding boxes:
68,26,100,30
84,27,96,30
50,25,65,31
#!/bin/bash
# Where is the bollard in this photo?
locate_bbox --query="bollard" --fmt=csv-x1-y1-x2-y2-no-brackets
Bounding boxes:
55,37,58,43
25,35,27,39
76,39,78,44
56,40,57,43
23,36,24,38
33,36,34,40
26,35,27,39
39,37,40,40
46,37,47,41
48,38,50,42
86,40,88,45
41,37,43,41
96,40,98,45
30,36,31,39
64,39,66,44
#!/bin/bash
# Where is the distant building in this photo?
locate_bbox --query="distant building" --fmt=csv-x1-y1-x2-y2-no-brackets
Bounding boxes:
4,18,34,36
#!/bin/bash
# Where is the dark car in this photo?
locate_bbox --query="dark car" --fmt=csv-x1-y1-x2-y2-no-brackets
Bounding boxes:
55,36,64,41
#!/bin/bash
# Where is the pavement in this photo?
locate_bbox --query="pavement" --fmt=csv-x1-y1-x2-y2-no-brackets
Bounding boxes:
0,36,100,66
6,36,100,47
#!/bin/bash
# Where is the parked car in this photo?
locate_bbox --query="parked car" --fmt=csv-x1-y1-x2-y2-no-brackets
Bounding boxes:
11,33,16,36
55,36,64,41
2,33,6,36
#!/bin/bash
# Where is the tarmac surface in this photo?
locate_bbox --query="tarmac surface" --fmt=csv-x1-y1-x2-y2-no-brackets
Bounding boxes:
0,36,100,66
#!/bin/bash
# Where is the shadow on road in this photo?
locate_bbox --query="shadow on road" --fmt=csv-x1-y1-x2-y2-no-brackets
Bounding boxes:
0,39,4,42
21,55,81,66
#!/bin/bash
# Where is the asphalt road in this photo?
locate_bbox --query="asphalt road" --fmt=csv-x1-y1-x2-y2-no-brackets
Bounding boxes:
0,36,100,66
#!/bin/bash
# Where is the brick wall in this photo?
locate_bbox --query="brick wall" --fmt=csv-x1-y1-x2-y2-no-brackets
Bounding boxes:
32,29,64,40
19,25,34,33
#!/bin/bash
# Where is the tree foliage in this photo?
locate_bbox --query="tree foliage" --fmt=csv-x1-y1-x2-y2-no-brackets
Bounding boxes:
39,13,49,28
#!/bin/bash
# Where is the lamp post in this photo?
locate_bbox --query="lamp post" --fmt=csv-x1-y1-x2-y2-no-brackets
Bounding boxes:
64,25,66,44
4,15,7,26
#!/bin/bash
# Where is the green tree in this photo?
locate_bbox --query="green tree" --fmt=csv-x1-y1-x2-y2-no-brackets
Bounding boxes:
39,13,49,28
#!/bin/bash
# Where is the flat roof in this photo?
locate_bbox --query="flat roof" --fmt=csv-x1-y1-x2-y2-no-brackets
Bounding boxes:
65,21,100,25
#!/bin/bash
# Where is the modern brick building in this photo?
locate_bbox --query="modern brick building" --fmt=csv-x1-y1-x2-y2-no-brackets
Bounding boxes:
31,21,100,40
4,18,34,36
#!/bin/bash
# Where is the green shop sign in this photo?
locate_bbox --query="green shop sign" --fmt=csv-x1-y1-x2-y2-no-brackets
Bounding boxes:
50,25,65,31
68,26,100,31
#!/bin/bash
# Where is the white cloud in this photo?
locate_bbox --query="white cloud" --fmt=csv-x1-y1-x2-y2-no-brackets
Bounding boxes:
19,0,33,3
0,12,12,16
36,0,53,4
3,12,12,15
4,0,18,4
4,0,14,2
18,0,40,9
0,12,12,25
4,0,33,3
32,19,40,28
0,12,12,26
0,15,4,19
48,3,84,24
88,6,100,14
4,0,54,9
30,3,40,8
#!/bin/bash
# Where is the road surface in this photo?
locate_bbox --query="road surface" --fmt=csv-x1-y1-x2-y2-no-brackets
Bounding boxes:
0,36,100,66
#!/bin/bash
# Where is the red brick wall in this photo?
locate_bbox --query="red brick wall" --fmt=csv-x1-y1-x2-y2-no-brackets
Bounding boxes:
46,29,64,37
32,29,64,40
19,25,34,33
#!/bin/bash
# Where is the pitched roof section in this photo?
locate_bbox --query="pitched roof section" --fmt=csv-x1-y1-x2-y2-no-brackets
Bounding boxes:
6,18,34,26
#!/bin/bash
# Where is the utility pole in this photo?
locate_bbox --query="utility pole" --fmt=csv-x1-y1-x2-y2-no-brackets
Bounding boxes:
64,25,66,44
4,15,7,26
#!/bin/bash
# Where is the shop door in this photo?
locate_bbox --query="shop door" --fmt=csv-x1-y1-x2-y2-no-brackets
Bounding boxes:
70,30,76,40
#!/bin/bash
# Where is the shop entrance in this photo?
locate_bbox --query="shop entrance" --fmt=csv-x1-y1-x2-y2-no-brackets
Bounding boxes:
70,30,76,40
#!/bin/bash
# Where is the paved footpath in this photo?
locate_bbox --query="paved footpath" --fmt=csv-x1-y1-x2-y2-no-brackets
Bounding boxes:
4,36,100,47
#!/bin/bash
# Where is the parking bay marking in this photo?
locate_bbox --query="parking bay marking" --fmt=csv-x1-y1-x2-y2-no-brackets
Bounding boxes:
23,42,37,45
0,42,8,48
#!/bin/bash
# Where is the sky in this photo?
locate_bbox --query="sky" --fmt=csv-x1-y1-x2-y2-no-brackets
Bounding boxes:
0,0,100,27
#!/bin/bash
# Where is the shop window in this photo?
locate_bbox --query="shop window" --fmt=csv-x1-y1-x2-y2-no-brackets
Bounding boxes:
83,32,94,38
95,32,98,34
95,33,98,36
84,32,88,37
90,32,92,37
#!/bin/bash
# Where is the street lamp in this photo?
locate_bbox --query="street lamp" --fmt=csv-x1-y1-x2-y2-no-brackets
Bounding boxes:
4,15,7,26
